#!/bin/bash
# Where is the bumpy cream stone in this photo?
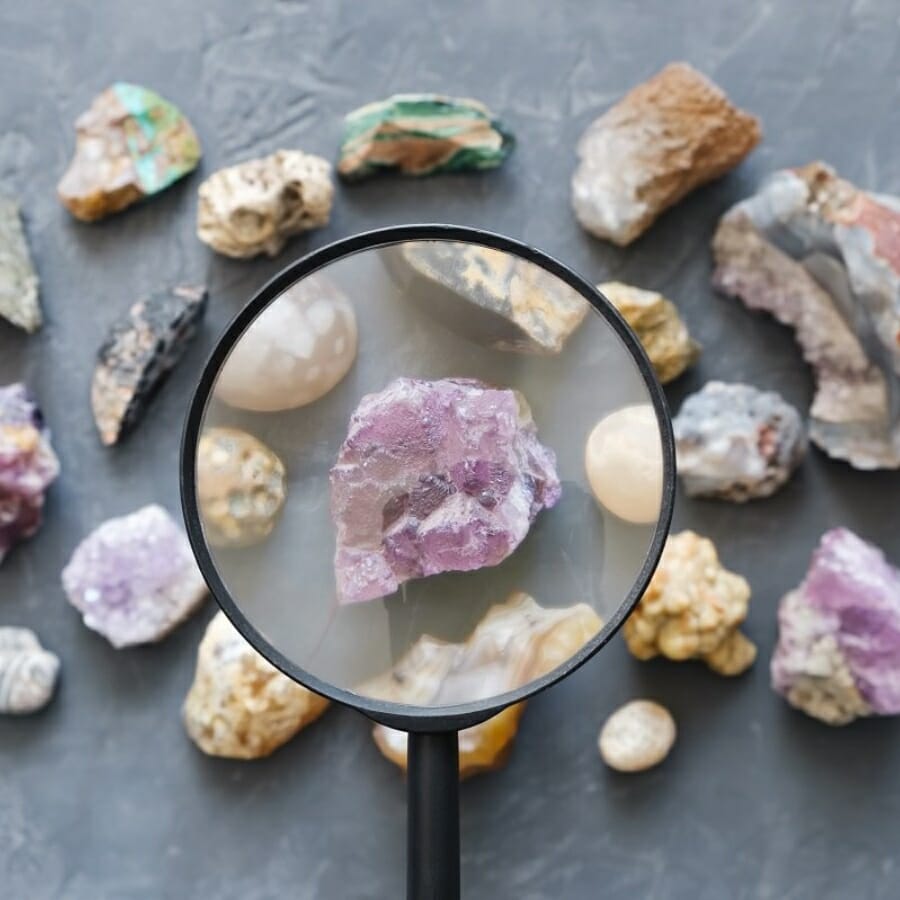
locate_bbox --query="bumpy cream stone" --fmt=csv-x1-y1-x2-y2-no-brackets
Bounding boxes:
624,531,756,675
197,427,286,548
0,627,60,714
183,612,329,759
214,273,357,412
600,282,700,384
197,150,333,258
598,700,676,772
585,404,663,524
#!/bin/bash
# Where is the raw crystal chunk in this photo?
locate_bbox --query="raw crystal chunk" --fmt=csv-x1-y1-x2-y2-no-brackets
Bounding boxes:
92,284,207,445
338,94,514,179
215,274,357,412
572,63,760,246
197,427,286,548
183,612,329,759
363,592,602,778
584,404,663,524
331,378,561,604
0,384,60,565
674,381,806,501
0,197,41,333
62,504,207,648
771,528,900,725
598,700,676,773
624,531,755,676
383,242,588,354
57,83,201,222
599,282,699,383
712,162,900,469
197,150,333,258
0,627,60,714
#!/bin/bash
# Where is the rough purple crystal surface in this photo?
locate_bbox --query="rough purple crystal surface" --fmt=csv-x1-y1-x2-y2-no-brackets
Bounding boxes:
771,528,900,724
330,377,561,604
0,383,60,564
62,504,207,647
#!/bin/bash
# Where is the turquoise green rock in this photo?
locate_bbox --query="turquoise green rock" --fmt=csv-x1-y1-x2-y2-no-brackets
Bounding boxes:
58,83,201,221
338,94,514,180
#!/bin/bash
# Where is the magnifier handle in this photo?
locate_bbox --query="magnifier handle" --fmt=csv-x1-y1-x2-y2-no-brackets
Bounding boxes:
407,730,460,900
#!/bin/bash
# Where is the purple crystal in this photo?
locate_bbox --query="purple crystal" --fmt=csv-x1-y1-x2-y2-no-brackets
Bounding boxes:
771,528,900,724
0,383,60,564
330,378,561,604
62,504,207,647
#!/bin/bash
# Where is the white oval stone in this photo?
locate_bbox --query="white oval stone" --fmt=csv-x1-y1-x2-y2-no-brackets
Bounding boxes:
598,699,676,773
584,404,663,524
215,274,358,412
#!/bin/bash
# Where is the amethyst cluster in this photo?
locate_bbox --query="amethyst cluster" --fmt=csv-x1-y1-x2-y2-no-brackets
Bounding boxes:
0,383,60,564
330,377,561,604
771,528,900,725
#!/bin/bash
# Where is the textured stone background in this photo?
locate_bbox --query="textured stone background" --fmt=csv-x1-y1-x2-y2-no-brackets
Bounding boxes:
2,1,900,897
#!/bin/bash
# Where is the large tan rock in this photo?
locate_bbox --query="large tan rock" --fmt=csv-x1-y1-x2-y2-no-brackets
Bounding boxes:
183,612,328,759
572,63,760,246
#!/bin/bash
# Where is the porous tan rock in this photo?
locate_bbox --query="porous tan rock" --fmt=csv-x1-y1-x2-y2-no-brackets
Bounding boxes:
598,700,676,772
572,63,760,245
623,530,756,675
183,612,329,759
197,150,333,258
600,282,700,383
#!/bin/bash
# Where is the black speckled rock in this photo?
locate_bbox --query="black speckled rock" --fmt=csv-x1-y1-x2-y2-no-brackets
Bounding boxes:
91,284,206,445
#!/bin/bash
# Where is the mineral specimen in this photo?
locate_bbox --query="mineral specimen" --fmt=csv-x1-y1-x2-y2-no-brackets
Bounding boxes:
624,530,756,676
0,197,41,333
331,378,561,604
0,627,60,714
674,381,806,501
598,700,676,773
584,404,664,524
214,274,357,412
197,150,333,258
58,82,201,222
364,592,602,778
338,94,514,179
183,612,329,759
91,284,207,445
712,162,900,469
599,282,699,383
197,427,286,548
383,242,588,354
771,528,900,725
572,62,760,246
62,504,207,648
0,384,60,565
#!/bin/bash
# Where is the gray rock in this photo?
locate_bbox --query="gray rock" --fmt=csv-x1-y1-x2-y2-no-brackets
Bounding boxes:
674,381,806,501
0,197,41,333
0,627,59,714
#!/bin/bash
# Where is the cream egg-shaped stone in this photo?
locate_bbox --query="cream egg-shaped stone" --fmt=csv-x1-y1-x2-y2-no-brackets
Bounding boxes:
215,274,357,412
598,700,676,773
585,404,663,524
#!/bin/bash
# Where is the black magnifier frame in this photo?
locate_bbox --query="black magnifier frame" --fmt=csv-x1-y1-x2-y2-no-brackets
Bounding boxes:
180,224,676,899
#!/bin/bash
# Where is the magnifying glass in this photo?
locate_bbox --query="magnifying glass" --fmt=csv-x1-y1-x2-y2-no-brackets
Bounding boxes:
181,226,675,900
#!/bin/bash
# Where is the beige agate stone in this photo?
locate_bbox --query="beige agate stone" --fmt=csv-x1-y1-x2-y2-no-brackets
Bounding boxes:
624,531,756,676
584,404,663,524
214,273,357,412
183,612,329,759
364,592,602,779
598,700,676,772
197,427,286,548
197,150,333,258
600,281,700,384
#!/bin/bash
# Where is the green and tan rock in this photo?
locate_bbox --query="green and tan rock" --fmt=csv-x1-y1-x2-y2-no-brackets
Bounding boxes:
0,198,41,333
58,83,201,221
338,94,514,179
600,281,700,383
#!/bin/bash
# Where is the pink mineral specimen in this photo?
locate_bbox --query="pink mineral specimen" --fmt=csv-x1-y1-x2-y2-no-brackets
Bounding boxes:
771,528,900,724
0,384,60,564
330,378,561,604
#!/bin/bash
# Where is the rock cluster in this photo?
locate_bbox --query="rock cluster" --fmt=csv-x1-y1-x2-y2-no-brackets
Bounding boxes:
0,627,60,714
0,197,41,333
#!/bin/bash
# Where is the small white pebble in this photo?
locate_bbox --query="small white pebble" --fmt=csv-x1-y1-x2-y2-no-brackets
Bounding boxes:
598,699,676,773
